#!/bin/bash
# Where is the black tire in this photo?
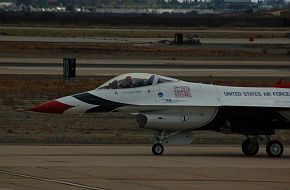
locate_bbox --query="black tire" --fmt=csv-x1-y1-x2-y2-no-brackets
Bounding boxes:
242,139,259,156
266,140,284,157
152,143,164,156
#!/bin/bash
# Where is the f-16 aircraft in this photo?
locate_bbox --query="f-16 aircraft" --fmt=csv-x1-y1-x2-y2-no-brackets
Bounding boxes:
29,73,290,157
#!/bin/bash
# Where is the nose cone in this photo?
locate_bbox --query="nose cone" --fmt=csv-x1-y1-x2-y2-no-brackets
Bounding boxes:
29,100,74,114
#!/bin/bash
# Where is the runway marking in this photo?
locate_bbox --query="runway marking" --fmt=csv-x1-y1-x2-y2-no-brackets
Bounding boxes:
0,170,108,190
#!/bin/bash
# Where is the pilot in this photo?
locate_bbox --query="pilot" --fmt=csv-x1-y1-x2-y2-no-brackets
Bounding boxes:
120,76,133,88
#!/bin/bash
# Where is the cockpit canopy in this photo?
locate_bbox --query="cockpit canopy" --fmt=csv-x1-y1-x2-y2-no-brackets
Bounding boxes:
98,73,178,89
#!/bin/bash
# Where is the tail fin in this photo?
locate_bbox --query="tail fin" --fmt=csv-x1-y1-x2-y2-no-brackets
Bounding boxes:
273,79,290,88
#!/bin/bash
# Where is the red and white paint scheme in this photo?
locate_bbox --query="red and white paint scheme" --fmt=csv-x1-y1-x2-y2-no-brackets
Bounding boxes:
29,73,290,157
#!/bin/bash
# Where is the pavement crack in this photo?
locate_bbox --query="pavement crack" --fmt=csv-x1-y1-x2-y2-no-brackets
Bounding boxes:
0,169,109,190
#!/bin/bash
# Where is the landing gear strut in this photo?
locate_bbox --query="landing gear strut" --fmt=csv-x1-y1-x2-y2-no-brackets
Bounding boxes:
152,130,166,156
151,130,190,156
241,136,284,157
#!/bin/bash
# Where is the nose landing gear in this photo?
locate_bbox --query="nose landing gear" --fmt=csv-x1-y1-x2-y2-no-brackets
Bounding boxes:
151,130,193,156
152,143,164,155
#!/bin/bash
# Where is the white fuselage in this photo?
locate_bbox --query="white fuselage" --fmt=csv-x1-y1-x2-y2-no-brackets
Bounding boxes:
54,81,290,130
94,81,290,108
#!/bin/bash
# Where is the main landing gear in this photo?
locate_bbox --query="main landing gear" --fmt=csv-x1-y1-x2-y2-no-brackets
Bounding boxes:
266,140,284,157
242,136,284,157
242,139,259,156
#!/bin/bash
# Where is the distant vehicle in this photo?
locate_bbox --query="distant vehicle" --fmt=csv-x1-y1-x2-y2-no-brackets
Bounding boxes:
186,37,201,45
28,73,290,157
159,33,201,46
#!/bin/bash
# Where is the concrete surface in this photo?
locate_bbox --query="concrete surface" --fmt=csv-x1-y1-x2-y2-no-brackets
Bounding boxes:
1,58,290,65
1,58,290,77
0,145,289,190
2,67,290,77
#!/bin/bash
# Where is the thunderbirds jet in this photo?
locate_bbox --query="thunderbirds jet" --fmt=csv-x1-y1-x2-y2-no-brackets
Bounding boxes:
29,73,290,157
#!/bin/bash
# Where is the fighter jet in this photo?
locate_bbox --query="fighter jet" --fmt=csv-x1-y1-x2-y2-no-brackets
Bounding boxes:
29,73,290,157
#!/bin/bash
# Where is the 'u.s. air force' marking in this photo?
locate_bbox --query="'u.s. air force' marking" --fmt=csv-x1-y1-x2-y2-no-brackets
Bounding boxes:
224,91,290,97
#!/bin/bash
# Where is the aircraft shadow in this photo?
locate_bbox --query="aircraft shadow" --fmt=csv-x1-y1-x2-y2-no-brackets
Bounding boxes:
163,153,290,159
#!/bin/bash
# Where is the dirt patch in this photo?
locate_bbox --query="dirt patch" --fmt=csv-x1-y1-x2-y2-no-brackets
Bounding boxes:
1,27,288,38
0,41,287,61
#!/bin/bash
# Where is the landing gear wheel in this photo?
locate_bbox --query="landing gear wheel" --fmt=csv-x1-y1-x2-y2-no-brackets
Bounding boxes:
242,139,259,156
266,140,284,157
152,143,164,155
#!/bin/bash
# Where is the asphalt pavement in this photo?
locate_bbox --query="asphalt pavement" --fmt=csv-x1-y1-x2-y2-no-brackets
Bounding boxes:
1,58,290,77
0,145,289,190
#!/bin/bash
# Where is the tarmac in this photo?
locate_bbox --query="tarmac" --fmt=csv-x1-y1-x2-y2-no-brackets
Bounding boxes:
1,58,290,77
0,145,289,190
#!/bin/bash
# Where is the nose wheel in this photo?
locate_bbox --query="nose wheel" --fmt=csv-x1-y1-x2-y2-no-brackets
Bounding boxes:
152,143,164,155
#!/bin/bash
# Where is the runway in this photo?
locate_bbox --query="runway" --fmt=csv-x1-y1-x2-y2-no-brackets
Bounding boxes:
1,35,289,44
0,145,289,190
1,58,290,77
